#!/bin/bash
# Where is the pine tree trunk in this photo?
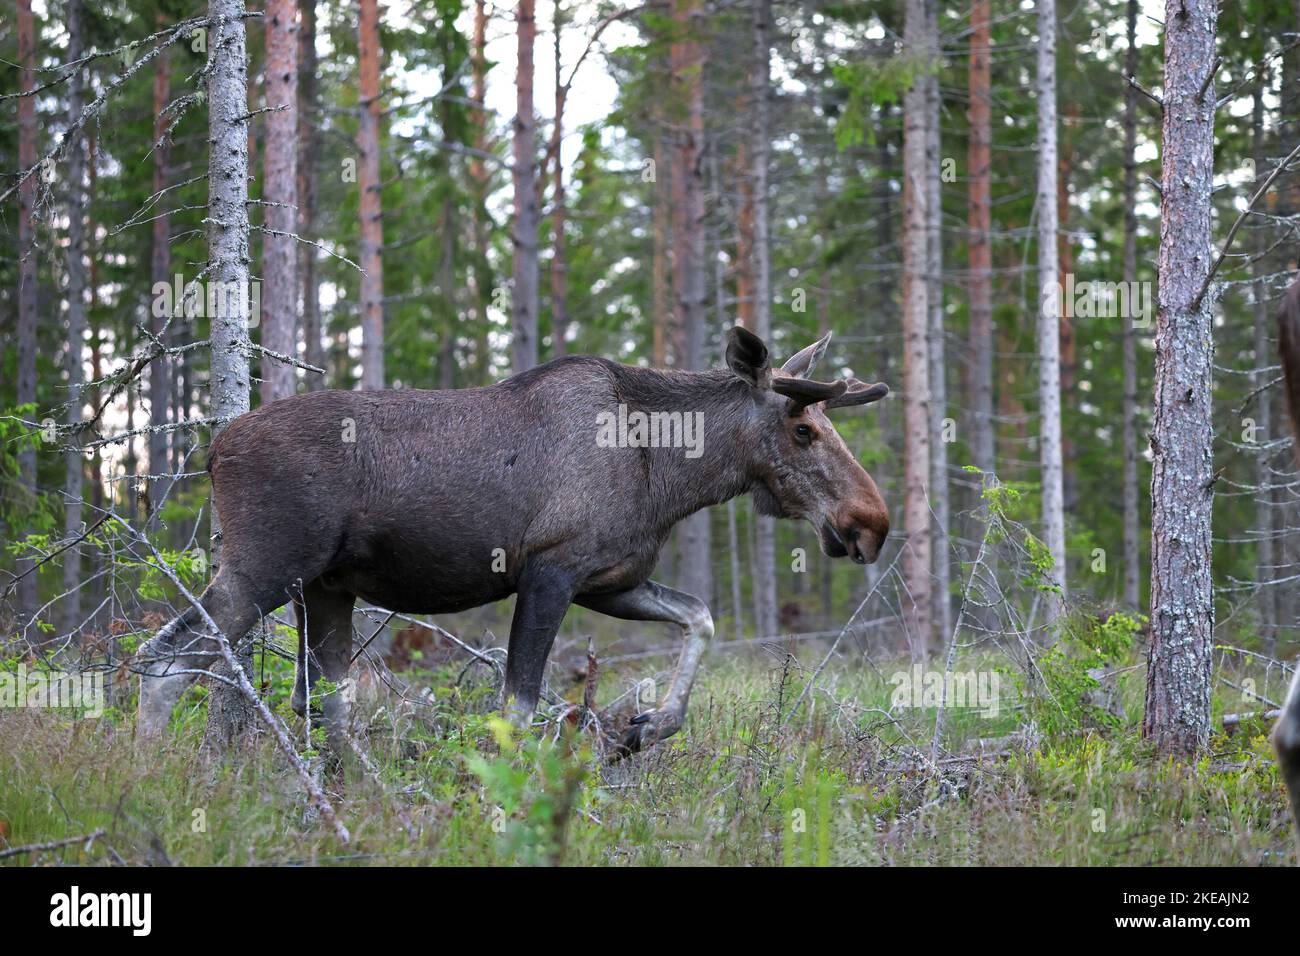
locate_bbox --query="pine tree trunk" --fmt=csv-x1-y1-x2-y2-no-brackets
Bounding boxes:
751,0,778,640
652,134,671,368
149,25,173,517
1142,0,1217,756
439,199,458,388
261,0,298,403
299,0,324,391
1121,0,1141,611
62,0,89,638
713,148,745,638
87,131,109,613
709,143,742,634
671,0,712,608
357,0,386,389
925,0,951,649
901,0,933,660
967,0,994,481
511,0,540,372
204,0,256,751
1058,109,1078,516
469,0,493,384
1250,87,1277,654
549,3,569,357
1035,0,1067,617
16,0,40,630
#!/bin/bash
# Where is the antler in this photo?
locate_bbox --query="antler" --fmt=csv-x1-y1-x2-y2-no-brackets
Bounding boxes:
771,376,848,414
824,379,889,409
771,376,888,414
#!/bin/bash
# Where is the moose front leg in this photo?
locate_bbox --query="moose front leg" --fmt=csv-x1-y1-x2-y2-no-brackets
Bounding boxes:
1274,666,1300,849
503,565,576,725
576,580,714,754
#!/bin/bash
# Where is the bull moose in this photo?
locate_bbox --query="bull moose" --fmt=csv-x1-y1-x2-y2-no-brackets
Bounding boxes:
137,327,890,753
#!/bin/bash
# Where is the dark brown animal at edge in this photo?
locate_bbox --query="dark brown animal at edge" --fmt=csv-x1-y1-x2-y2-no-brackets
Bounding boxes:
136,328,890,755
1275,279,1300,847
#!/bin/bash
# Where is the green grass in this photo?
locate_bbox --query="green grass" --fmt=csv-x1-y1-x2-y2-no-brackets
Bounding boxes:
0,645,1294,866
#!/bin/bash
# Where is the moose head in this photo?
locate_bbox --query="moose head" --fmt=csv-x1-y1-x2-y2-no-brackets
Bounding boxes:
725,326,891,565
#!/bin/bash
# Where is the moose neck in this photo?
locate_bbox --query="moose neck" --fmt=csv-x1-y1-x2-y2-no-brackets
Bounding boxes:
611,366,762,533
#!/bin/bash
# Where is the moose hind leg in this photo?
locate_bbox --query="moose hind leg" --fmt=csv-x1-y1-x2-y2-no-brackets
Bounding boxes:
290,592,311,719
576,580,713,755
1274,666,1300,848
137,570,265,737
296,580,356,752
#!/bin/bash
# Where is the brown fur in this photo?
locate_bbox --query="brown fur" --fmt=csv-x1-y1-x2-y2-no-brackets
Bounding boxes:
1275,279,1300,847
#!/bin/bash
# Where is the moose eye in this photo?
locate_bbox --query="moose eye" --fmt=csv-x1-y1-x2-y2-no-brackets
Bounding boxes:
794,423,814,444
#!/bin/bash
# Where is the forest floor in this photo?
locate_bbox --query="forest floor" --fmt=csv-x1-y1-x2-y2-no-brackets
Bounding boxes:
0,624,1294,866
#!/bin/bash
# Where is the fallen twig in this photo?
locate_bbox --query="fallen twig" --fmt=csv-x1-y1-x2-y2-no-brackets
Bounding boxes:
0,827,105,860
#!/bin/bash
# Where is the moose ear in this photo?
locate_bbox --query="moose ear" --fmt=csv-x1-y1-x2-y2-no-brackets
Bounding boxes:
725,325,772,388
781,331,831,379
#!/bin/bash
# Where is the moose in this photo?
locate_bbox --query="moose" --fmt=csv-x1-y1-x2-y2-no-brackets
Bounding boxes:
136,327,891,753
1275,279,1300,847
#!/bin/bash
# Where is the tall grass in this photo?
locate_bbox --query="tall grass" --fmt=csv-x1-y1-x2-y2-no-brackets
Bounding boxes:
1,639,1292,866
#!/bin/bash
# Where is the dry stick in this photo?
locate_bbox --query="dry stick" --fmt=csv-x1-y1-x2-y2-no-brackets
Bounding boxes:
1216,38,1300,109
85,416,227,451
1223,708,1282,728
930,515,997,766
1195,55,1221,104
350,609,395,664
1126,74,1162,109
1,514,108,598
1218,674,1280,709
127,520,350,843
252,226,364,273
780,545,905,727
1217,643,1295,673
356,606,501,671
0,827,105,860
243,341,327,375
1192,138,1300,312
0,15,224,206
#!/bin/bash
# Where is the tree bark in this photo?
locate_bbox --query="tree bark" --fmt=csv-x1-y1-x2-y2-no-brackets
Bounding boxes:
204,0,256,750
16,0,40,629
549,3,569,357
652,134,671,368
469,0,493,384
62,0,90,638
439,197,458,388
751,0,778,639
967,0,993,481
511,0,540,372
671,0,712,607
1121,0,1141,611
357,0,386,389
1142,0,1217,756
902,0,933,660
299,0,324,390
1035,0,1067,616
148,16,172,522
260,0,298,403
1058,106,1078,515
925,0,951,648
714,146,745,639
1251,86,1277,654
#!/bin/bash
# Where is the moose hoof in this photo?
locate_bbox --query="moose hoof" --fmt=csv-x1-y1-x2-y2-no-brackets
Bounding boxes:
612,709,681,759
